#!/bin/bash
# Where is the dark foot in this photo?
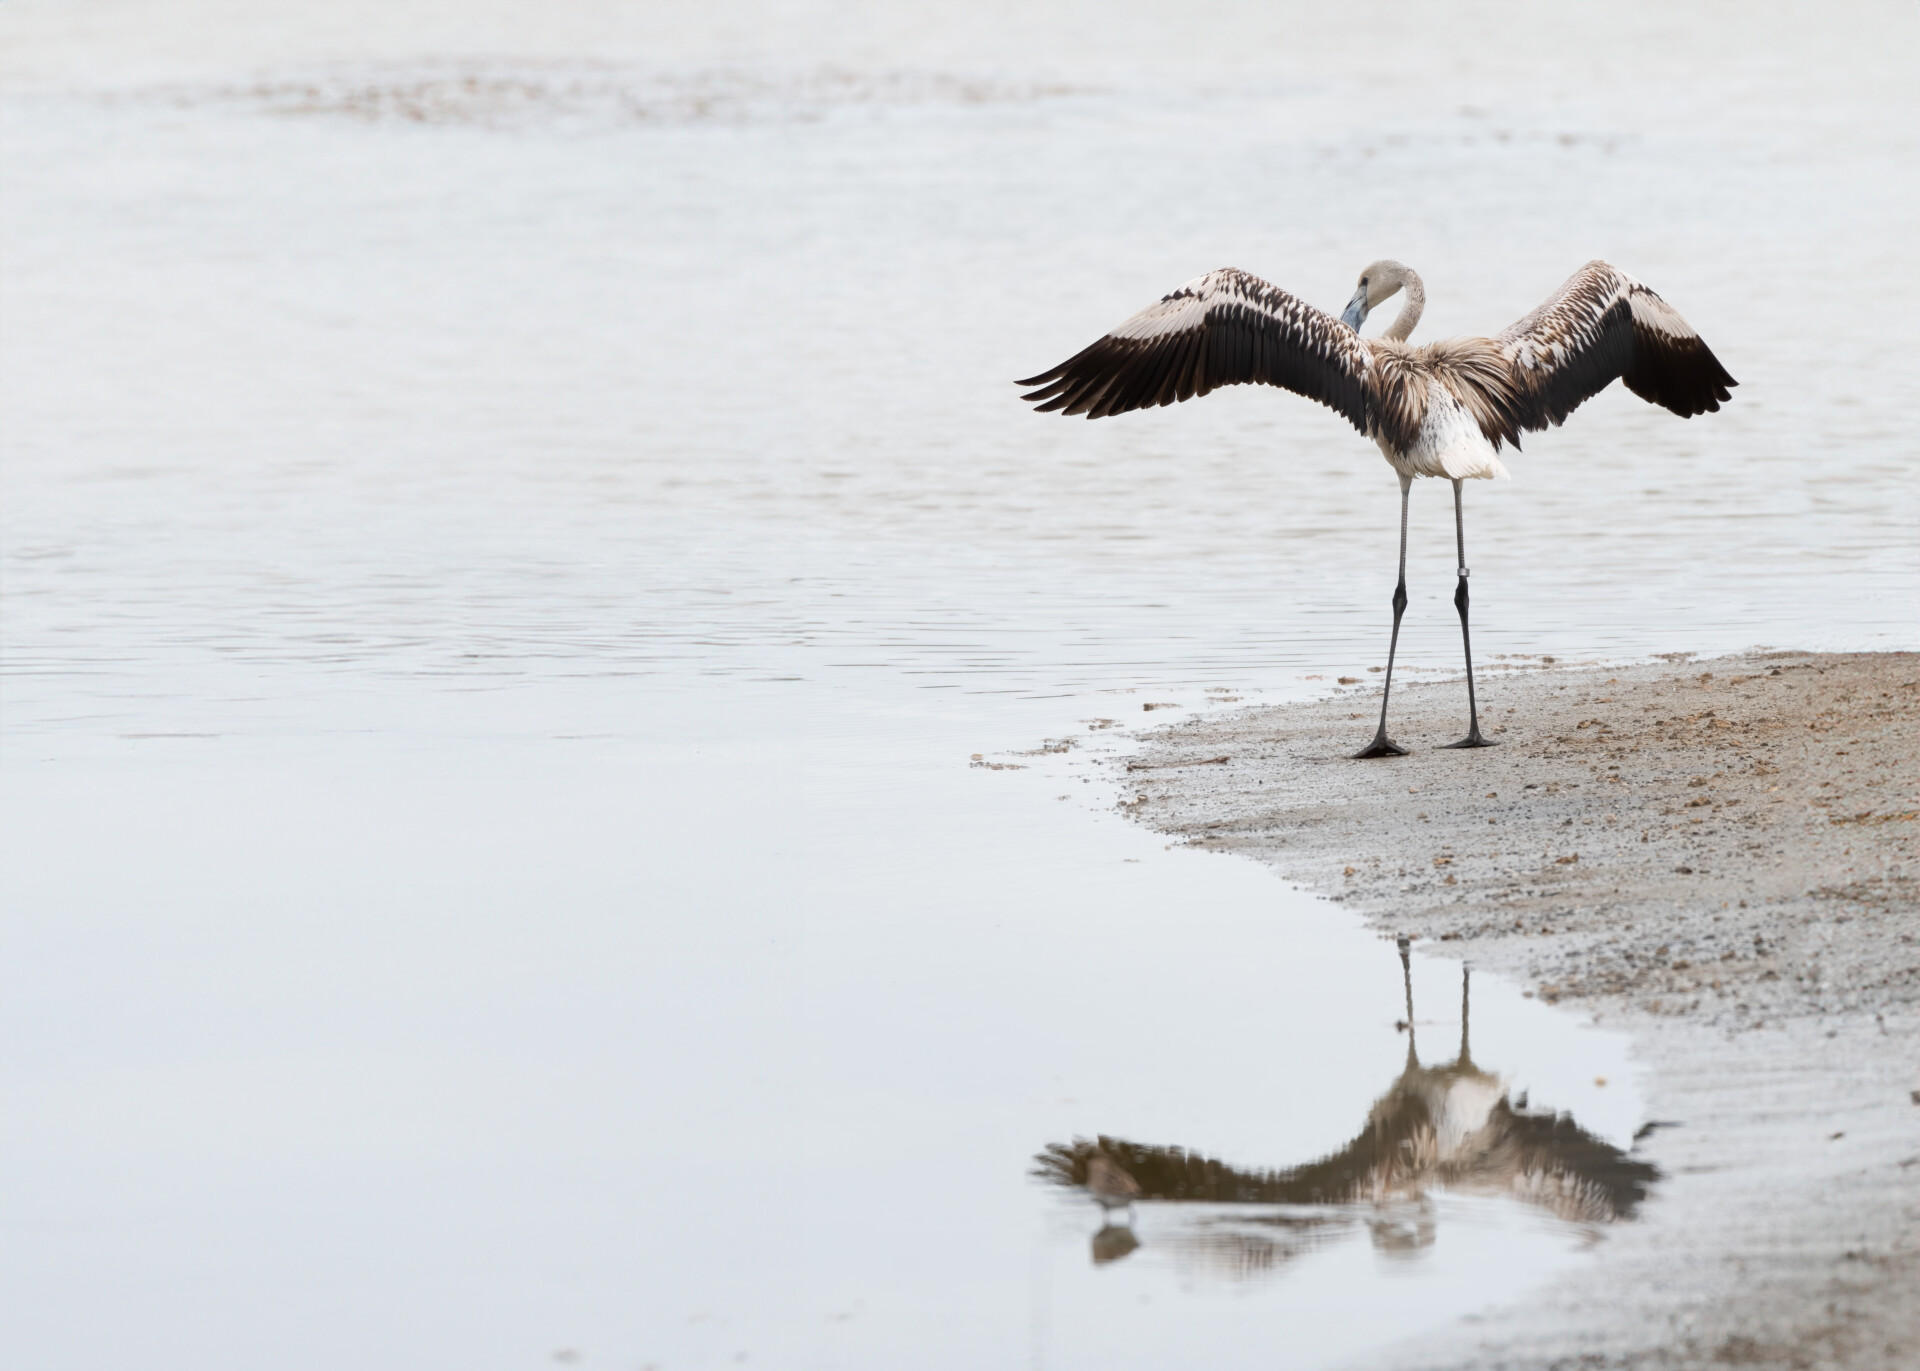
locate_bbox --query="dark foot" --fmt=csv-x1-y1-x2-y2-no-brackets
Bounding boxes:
1441,729,1498,750
1354,733,1411,759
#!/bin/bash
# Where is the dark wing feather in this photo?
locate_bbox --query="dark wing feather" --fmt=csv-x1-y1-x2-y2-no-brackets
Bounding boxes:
1499,261,1736,431
1016,269,1371,432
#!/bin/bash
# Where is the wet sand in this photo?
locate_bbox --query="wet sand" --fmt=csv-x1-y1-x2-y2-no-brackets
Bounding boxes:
1117,652,1919,1369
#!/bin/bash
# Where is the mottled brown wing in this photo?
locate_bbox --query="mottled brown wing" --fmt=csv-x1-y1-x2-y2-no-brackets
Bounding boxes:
1016,268,1372,432
1499,261,1736,430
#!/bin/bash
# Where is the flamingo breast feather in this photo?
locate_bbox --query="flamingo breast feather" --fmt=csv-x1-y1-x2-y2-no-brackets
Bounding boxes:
1365,339,1525,476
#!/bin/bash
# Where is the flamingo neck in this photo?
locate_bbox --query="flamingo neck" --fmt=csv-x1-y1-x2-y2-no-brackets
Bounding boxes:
1383,268,1425,342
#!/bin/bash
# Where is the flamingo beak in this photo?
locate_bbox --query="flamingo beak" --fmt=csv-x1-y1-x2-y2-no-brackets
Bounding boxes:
1341,285,1370,332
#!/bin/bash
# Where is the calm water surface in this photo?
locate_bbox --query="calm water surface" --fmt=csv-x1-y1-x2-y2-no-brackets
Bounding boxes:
2,3,1915,1368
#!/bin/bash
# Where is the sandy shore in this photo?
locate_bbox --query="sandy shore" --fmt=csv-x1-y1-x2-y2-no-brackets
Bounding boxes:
1117,651,1919,1369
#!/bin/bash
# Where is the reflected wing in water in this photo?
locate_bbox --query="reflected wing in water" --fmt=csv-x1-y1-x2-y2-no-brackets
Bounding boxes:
1035,1084,1656,1226
1034,953,1661,1276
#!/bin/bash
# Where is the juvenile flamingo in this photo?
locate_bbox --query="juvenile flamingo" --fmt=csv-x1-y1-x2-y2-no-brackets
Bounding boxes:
1017,261,1736,756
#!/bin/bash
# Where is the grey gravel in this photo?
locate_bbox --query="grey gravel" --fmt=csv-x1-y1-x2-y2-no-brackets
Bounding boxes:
1118,651,1920,1370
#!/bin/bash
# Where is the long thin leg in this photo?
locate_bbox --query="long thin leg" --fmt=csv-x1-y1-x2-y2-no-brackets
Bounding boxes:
1354,472,1413,759
1441,478,1496,750
1458,963,1473,1065
1397,935,1418,1066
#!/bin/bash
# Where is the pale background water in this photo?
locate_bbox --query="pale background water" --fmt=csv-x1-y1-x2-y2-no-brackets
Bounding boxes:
1,3,1915,1369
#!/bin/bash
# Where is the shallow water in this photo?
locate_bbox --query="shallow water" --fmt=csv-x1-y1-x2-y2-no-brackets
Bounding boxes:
2,3,1915,1368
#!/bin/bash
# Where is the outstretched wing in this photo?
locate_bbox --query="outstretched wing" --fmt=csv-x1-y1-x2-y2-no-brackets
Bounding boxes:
1499,261,1736,430
1016,268,1371,430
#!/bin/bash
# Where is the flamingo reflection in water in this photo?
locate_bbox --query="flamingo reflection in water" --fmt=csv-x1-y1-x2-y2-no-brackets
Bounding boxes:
1034,938,1659,1273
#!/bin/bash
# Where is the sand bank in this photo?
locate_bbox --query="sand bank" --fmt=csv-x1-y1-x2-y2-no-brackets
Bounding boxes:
1118,652,1919,1369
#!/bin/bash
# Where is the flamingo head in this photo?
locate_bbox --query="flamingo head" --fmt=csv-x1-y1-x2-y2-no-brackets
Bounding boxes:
1342,260,1411,331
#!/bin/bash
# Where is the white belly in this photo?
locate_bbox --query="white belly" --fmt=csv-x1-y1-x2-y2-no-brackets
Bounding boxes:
1377,389,1511,481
